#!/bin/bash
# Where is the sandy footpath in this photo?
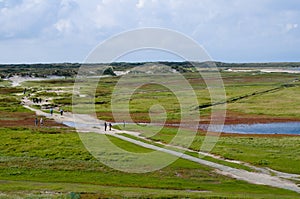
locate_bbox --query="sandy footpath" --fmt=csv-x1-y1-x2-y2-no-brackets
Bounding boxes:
8,75,65,87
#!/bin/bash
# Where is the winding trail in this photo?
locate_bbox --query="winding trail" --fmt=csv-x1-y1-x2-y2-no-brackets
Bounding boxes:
23,101,300,194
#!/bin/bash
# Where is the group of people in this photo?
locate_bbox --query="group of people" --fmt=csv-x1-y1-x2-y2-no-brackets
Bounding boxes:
34,106,64,126
34,117,44,126
49,107,63,116
104,122,112,131
32,97,42,103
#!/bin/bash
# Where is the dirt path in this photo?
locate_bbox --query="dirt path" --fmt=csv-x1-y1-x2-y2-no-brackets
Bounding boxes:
23,103,300,194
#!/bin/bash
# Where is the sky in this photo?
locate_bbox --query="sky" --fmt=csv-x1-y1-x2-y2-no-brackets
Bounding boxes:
0,0,299,63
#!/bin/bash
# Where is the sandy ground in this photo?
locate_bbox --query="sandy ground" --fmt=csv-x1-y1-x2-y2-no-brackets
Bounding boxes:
7,75,65,87
8,76,47,87
226,68,300,74
260,68,300,73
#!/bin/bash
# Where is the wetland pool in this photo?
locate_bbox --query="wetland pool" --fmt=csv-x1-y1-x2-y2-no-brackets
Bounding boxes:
63,120,300,135
220,122,300,135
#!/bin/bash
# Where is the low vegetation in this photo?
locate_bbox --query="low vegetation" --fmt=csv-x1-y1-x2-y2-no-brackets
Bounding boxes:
1,62,300,198
118,124,300,174
92,71,300,122
0,127,299,198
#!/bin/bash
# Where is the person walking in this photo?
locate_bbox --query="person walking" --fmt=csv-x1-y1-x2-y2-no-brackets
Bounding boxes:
104,122,107,131
50,108,53,116
40,117,44,126
109,123,112,131
34,118,38,126
60,109,63,116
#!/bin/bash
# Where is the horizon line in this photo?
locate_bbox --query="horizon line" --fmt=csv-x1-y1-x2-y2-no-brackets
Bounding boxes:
1,60,300,65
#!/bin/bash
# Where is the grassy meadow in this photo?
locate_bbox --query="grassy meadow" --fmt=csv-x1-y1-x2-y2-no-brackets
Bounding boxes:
93,71,300,122
19,71,300,122
120,124,300,174
0,67,300,198
0,127,299,198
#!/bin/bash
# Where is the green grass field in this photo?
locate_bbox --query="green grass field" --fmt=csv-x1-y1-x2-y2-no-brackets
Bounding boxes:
121,124,300,174
20,71,300,121
1,70,300,198
0,127,299,198
90,72,300,122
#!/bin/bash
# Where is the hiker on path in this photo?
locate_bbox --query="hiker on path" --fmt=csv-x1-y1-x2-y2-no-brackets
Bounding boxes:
109,123,112,131
34,118,38,126
60,109,63,116
50,108,53,116
40,117,44,126
104,122,107,131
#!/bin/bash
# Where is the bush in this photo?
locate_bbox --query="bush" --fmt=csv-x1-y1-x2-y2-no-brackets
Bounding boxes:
103,67,116,76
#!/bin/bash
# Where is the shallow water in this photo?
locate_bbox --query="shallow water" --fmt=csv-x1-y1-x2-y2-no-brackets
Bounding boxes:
62,121,100,128
63,120,300,135
221,122,300,135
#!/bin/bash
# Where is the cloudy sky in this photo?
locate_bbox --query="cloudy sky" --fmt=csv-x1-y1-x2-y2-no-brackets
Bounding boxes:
0,0,299,63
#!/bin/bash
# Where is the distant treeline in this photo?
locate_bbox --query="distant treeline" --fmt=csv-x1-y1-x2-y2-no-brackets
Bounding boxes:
212,62,300,68
1,61,300,78
0,63,80,78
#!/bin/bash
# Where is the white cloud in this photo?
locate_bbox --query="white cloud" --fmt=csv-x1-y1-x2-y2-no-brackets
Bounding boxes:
54,19,72,33
285,23,298,32
136,0,145,9
0,0,300,63
59,0,79,17
0,0,60,38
